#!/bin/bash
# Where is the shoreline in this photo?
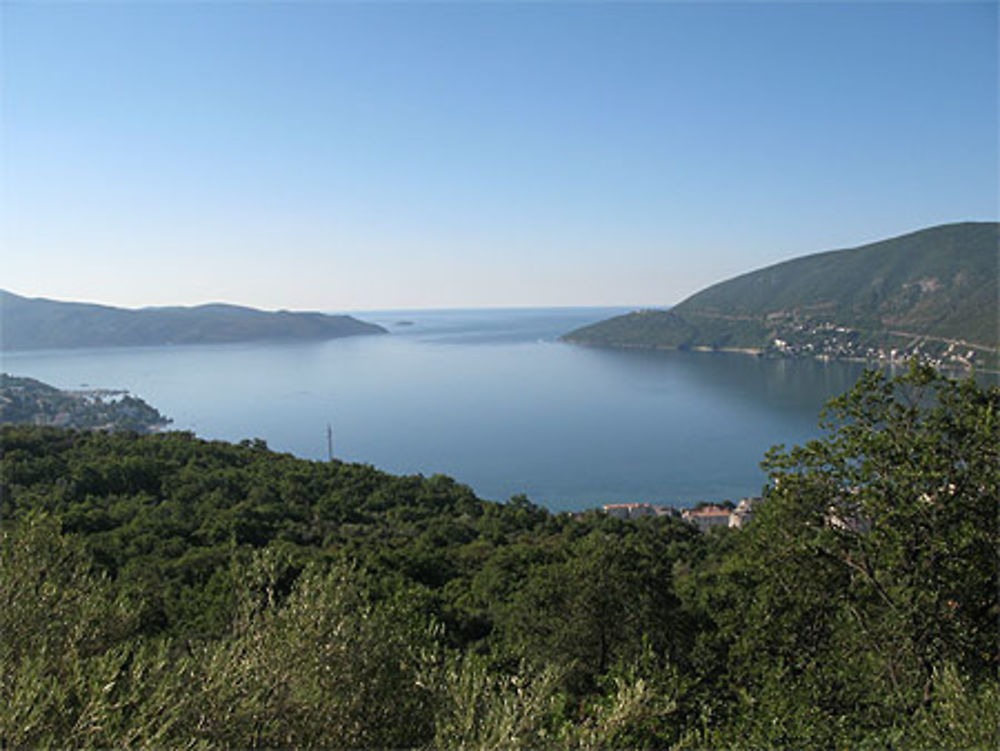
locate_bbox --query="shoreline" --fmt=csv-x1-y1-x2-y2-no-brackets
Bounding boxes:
561,338,998,375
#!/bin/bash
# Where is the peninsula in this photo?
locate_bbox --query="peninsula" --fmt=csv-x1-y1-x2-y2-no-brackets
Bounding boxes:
0,373,170,433
563,222,999,371
0,290,387,351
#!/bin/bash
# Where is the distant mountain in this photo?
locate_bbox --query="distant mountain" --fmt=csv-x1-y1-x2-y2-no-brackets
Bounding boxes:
564,222,999,370
0,291,387,350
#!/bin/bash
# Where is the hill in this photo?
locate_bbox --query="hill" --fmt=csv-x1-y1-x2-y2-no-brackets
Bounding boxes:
0,373,170,432
0,290,387,350
1,366,996,748
564,222,999,370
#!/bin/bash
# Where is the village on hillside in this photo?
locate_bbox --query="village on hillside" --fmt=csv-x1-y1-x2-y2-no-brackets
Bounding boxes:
0,374,171,434
763,316,986,371
601,496,761,531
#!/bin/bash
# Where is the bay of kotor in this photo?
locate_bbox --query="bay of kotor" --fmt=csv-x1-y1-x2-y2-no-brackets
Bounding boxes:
3,306,872,512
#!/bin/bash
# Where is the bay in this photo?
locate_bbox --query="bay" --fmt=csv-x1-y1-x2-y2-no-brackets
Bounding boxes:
3,306,875,512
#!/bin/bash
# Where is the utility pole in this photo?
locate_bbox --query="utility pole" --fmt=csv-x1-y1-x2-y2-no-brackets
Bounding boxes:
326,423,333,462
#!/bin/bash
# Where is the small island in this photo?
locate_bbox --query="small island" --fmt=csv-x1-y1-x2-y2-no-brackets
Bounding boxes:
0,374,171,433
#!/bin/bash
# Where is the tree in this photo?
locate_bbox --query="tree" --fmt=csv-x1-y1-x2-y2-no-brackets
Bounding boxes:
706,363,999,746
0,515,182,747
498,524,684,696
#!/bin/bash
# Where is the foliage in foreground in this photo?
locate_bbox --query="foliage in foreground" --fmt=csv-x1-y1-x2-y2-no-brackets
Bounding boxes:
1,364,997,748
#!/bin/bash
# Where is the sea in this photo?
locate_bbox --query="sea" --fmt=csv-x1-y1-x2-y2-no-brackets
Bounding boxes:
3,306,885,512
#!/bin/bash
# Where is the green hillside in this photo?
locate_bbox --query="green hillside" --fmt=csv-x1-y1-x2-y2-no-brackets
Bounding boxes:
0,290,387,350
1,366,997,748
565,222,999,369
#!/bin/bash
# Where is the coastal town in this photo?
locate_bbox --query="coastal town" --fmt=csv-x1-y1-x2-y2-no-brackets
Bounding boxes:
762,316,987,371
0,374,171,433
602,496,761,531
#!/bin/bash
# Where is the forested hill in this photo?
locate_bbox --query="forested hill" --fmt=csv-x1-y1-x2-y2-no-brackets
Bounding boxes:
1,365,997,748
0,290,387,350
564,222,999,368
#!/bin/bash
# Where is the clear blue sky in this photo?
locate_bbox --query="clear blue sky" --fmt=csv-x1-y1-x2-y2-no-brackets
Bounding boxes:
2,1,997,311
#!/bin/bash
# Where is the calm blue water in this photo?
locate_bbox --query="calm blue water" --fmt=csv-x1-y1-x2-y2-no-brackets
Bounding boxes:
3,307,875,511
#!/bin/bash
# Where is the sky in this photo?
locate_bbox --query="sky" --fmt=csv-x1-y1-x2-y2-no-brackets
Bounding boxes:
2,1,997,312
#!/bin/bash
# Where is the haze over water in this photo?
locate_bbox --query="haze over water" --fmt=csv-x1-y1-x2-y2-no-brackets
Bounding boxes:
4,307,875,511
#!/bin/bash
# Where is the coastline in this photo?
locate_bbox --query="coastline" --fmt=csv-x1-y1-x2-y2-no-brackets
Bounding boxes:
561,337,998,375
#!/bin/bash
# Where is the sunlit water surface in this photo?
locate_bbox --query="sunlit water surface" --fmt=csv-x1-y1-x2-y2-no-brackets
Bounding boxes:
4,307,887,511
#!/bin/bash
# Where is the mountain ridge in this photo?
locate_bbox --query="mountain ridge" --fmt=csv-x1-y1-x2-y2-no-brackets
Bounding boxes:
563,222,999,370
0,290,388,350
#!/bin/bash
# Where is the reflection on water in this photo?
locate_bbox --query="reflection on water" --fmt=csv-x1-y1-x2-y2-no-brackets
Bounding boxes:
579,346,869,414
3,307,958,512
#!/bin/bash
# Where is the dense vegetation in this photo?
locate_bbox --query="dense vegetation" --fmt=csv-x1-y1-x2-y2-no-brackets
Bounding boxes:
1,364,997,748
0,290,386,350
565,222,999,370
0,374,170,433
